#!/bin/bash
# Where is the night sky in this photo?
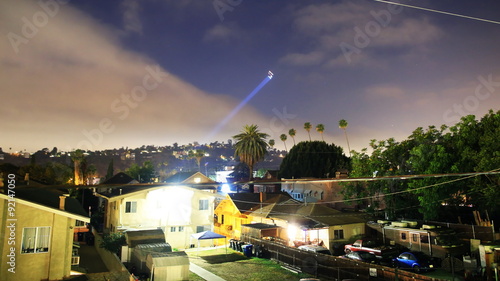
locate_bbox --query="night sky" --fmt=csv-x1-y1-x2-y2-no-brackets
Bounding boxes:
1,0,499,153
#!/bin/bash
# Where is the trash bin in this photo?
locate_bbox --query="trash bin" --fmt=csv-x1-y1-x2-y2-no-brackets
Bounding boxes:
229,239,235,249
243,244,253,257
237,241,244,252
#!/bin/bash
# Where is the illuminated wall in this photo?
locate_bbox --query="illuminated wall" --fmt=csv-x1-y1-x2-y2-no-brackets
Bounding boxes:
108,186,216,249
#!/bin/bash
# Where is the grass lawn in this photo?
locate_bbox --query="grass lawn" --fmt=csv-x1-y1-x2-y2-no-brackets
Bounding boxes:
187,247,315,281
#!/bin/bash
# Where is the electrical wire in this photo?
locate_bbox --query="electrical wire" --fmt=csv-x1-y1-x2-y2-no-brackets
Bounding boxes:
373,0,500,25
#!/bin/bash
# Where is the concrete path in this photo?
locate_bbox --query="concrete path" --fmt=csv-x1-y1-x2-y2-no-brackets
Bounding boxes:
78,244,108,273
190,262,226,281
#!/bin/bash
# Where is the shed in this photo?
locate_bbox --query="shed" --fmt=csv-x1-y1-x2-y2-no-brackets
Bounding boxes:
241,223,285,239
132,242,172,271
122,229,166,262
146,251,189,281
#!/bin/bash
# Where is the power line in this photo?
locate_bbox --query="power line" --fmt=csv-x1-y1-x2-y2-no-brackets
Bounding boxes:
373,0,500,25
226,168,500,206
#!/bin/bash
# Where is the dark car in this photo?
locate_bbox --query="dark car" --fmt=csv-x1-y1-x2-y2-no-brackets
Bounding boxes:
393,252,434,273
344,251,378,264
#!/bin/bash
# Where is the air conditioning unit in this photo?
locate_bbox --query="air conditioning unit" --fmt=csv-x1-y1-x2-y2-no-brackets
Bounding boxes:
71,255,80,265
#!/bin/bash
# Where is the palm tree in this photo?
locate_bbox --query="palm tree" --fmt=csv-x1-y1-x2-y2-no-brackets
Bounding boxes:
304,122,312,141
233,124,269,181
339,119,351,157
268,139,275,149
280,134,288,151
194,149,205,172
71,149,85,185
288,128,296,146
316,124,325,141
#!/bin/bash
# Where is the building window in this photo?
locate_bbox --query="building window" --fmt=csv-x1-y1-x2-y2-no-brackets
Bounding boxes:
196,225,209,233
221,215,225,225
22,227,50,253
199,199,209,210
401,232,407,241
412,233,418,242
178,226,184,232
125,201,137,213
334,229,344,240
420,235,429,243
170,227,176,232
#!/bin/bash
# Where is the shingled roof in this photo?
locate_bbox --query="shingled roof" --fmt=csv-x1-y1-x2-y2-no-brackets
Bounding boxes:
11,188,89,218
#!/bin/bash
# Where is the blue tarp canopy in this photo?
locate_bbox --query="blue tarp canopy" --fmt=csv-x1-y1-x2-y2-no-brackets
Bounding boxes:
191,231,226,240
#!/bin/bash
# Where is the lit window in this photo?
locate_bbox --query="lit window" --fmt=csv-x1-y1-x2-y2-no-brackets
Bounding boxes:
22,227,50,253
199,199,209,210
194,177,201,183
125,201,137,213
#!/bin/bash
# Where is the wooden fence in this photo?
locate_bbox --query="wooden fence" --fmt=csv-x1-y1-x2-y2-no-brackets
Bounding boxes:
241,235,449,281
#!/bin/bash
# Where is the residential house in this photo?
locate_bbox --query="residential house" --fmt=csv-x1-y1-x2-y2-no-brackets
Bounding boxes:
281,175,361,210
253,170,280,193
96,172,221,249
0,188,89,281
214,192,293,239
248,202,366,254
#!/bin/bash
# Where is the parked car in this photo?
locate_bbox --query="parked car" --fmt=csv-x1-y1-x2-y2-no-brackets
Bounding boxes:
298,245,332,255
344,239,399,259
393,251,435,273
344,251,378,264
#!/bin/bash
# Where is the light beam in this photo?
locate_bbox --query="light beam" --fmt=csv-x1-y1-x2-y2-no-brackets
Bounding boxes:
205,72,273,140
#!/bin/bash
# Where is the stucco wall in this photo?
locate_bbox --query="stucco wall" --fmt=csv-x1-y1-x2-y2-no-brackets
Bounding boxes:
0,198,75,281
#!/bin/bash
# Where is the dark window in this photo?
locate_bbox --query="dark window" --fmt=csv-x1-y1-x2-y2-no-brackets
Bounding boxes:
421,235,429,243
412,233,418,242
401,232,407,240
334,229,344,239
125,201,137,213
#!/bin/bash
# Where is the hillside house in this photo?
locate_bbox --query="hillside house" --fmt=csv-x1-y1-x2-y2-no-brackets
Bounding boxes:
0,188,89,281
96,172,221,249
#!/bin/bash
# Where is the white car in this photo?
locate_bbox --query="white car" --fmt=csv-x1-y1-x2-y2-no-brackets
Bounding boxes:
297,245,332,255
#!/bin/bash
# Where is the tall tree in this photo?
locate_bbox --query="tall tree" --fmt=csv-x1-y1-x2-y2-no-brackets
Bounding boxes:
194,149,205,172
280,134,288,151
71,149,85,185
126,161,155,183
233,124,269,181
339,119,351,157
279,141,350,179
268,139,275,149
105,159,114,181
304,122,312,141
288,128,297,146
316,124,325,141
